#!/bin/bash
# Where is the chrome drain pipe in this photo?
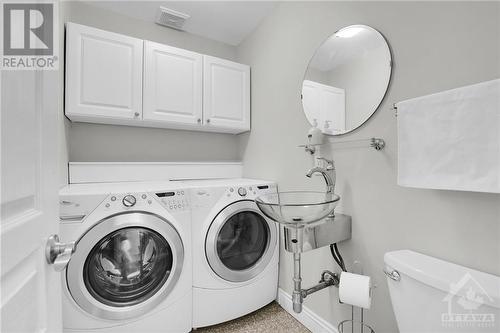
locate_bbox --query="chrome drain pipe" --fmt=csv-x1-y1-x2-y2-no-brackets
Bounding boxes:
302,271,339,297
292,251,340,313
292,253,303,313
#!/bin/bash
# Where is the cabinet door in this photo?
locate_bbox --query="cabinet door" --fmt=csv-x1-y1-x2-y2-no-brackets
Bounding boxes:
203,56,250,132
143,41,203,125
302,80,321,127
65,23,143,121
321,85,345,135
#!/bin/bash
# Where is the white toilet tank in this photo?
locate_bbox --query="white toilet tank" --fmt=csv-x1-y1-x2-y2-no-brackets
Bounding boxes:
384,250,500,333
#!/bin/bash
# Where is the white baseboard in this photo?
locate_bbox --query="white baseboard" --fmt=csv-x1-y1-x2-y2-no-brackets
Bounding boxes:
277,288,338,333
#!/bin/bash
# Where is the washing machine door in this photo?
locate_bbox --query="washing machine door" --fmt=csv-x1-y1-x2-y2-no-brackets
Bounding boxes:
66,211,183,320
206,200,277,282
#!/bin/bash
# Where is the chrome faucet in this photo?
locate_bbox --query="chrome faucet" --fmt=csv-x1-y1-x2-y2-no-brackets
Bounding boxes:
306,157,336,194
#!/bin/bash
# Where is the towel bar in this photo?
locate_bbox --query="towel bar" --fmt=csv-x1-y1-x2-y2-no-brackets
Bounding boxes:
299,137,386,151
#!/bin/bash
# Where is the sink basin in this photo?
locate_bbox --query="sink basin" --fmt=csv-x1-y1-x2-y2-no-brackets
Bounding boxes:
255,191,340,228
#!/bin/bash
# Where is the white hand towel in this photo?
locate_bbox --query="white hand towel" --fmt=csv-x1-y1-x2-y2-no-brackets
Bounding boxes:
397,79,500,193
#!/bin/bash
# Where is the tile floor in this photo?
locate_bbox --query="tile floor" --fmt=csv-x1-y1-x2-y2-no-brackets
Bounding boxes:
194,302,310,333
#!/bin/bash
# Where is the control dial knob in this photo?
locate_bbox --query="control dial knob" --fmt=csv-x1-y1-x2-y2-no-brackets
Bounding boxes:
237,187,247,197
122,195,136,207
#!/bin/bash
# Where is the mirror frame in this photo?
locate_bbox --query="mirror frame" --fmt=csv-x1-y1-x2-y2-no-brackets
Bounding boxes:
301,24,393,136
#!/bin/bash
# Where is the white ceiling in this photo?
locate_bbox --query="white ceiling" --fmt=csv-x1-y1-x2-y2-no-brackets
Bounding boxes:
84,1,277,46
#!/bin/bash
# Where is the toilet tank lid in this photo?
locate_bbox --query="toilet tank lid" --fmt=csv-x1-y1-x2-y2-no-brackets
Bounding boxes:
384,250,500,309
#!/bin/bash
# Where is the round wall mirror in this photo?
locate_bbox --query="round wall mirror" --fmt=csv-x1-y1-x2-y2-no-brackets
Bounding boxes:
302,25,392,135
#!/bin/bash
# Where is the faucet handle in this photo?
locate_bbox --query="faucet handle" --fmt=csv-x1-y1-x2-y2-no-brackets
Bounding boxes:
316,157,335,170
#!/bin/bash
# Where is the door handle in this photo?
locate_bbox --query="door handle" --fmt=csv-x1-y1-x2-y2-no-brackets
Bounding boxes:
45,235,76,272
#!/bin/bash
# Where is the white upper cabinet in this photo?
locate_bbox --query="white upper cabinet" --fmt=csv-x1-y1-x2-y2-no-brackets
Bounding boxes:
302,80,345,135
203,56,250,132
65,23,250,134
143,41,203,126
65,23,143,122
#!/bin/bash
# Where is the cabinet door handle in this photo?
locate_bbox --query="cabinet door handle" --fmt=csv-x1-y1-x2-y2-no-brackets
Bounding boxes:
206,119,210,124
197,118,201,123
134,112,140,117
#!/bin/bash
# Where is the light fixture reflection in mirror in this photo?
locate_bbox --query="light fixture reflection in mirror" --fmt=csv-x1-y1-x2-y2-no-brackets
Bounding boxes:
335,26,364,38
302,25,392,136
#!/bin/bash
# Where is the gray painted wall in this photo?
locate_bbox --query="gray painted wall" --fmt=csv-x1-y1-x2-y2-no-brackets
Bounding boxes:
326,46,389,130
59,1,241,185
236,2,500,331
304,67,330,85
304,47,390,132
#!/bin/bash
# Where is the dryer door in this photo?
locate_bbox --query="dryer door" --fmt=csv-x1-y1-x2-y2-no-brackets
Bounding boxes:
206,200,277,282
66,211,183,320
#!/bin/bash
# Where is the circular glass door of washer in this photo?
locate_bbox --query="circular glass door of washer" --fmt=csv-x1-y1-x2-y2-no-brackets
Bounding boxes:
216,211,269,270
83,227,173,307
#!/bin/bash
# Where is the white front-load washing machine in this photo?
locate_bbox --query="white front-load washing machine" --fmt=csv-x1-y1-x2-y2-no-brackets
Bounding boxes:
58,181,192,332
187,179,279,328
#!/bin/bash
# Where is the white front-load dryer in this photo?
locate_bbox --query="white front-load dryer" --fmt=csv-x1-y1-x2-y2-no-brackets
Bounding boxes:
58,181,192,332
187,179,279,328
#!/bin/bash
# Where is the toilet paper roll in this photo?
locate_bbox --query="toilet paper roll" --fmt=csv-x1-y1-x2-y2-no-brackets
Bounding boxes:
338,272,372,309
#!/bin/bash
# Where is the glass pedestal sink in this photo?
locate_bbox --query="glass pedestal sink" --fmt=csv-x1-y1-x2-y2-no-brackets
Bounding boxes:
255,191,340,228
255,191,351,313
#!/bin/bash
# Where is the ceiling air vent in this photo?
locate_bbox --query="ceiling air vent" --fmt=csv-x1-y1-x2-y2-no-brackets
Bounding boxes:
155,6,190,31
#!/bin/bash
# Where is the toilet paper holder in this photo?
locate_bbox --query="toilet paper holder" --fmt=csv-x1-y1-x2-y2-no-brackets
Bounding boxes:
338,268,375,333
338,304,375,333
338,317,375,333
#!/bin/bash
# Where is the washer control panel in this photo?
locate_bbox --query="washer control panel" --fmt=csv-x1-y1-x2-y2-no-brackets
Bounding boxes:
103,193,154,211
226,184,276,199
155,190,189,212
122,194,136,207
100,191,188,213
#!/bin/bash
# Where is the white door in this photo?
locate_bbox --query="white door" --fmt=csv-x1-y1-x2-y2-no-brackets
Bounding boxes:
203,56,250,132
1,70,62,331
321,85,345,135
143,41,203,126
65,23,143,122
302,80,321,127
